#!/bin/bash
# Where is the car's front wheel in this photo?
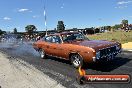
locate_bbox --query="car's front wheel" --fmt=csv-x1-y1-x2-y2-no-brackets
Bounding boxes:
71,54,83,68
39,49,46,59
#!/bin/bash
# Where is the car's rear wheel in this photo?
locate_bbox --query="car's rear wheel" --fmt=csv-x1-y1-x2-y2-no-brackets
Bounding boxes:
39,49,46,59
71,54,83,68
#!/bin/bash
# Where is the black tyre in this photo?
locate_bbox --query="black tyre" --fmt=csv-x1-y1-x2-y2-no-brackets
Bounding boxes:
71,54,83,68
39,49,46,59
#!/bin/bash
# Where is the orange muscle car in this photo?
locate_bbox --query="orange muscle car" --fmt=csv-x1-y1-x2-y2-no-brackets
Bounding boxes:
33,32,121,68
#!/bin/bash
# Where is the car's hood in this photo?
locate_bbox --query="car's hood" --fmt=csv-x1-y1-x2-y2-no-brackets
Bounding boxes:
66,40,117,51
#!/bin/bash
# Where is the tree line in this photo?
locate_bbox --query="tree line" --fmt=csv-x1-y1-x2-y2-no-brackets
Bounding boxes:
0,19,131,36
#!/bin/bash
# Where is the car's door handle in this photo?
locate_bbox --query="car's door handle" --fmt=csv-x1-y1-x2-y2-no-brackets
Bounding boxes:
58,48,63,50
46,45,50,48
53,47,63,50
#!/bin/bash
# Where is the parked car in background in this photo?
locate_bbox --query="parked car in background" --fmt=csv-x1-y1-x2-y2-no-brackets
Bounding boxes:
33,32,121,68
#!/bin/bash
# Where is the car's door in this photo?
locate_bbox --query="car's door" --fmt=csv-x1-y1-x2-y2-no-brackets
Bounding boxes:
50,35,69,59
43,35,67,59
43,35,62,56
41,36,53,55
48,35,63,57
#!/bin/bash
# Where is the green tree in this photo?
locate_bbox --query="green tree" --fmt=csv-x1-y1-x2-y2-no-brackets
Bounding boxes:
25,25,37,34
57,21,65,32
95,28,100,33
121,19,129,30
111,26,116,32
104,26,111,31
0,29,3,35
13,28,17,34
122,19,128,25
0,29,6,35
113,24,122,30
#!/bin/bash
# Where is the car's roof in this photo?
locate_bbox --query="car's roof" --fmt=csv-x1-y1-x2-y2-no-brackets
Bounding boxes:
48,31,80,36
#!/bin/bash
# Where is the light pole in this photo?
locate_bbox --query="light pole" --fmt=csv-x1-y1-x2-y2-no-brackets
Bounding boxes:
42,0,47,36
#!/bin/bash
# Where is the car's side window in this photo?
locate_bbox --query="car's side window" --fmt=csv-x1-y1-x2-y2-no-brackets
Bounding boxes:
45,36,52,43
51,36,61,43
41,37,46,41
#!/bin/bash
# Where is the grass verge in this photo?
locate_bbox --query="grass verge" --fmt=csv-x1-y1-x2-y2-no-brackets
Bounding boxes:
88,30,132,44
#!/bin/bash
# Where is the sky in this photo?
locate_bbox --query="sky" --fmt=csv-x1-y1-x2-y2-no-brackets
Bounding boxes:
0,0,132,32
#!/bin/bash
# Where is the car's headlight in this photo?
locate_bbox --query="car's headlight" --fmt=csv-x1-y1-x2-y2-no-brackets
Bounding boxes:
96,51,100,60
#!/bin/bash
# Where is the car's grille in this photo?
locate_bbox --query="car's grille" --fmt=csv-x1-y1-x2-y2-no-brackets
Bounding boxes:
100,46,116,58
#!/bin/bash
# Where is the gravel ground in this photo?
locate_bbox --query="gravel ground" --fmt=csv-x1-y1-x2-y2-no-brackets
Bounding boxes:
0,52,65,88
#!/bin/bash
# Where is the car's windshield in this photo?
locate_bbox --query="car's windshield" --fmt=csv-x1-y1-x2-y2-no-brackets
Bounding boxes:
61,32,89,42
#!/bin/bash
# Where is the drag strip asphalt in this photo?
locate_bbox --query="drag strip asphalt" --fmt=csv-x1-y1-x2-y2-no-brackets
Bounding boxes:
0,43,132,88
